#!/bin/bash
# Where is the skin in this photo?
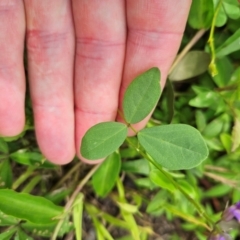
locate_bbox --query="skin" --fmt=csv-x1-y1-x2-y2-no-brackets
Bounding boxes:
0,0,192,165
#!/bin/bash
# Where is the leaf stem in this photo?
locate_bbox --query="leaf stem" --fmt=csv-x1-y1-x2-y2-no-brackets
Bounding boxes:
125,137,214,230
12,166,37,190
21,175,42,193
117,109,138,134
208,0,222,76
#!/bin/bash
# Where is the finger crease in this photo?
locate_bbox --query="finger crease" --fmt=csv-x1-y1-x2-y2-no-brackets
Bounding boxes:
76,37,125,48
75,106,116,117
26,30,71,51
128,28,183,49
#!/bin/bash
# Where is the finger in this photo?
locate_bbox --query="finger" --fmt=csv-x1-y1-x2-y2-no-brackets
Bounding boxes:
24,0,75,164
72,0,126,163
0,1,25,136
118,0,191,134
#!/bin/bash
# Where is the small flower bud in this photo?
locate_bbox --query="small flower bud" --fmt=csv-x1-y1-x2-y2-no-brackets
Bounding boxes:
222,202,240,222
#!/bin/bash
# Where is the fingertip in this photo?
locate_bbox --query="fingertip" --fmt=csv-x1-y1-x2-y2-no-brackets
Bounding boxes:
0,106,25,137
42,149,75,165
34,106,75,165
37,141,75,166
77,151,105,165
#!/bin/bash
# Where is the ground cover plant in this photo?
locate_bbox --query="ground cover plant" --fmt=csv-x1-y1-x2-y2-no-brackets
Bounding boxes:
0,0,240,239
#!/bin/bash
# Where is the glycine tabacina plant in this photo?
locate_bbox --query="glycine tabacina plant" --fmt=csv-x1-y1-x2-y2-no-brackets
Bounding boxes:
80,68,213,228
80,67,209,171
80,67,240,239
1,0,240,238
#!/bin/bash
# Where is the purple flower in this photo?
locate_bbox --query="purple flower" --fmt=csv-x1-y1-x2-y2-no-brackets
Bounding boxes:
208,202,240,239
222,202,240,222
208,233,232,240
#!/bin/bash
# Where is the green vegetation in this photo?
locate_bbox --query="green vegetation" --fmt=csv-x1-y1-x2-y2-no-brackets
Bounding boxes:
0,0,240,239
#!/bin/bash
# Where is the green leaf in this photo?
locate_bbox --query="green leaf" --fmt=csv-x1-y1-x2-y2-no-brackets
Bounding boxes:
177,180,198,199
230,66,240,85
92,216,114,240
116,202,139,214
22,222,57,237
134,178,157,190
216,29,240,57
202,114,229,138
0,211,19,226
189,86,227,114
81,122,127,160
138,124,209,170
44,188,72,205
189,87,221,108
120,147,139,158
85,204,131,230
123,67,161,124
231,116,240,152
73,193,84,240
188,0,214,29
15,230,33,240
149,170,175,192
204,184,232,198
0,189,63,224
146,190,168,213
121,159,150,175
0,138,8,154
169,51,210,81
223,0,240,19
220,133,232,153
10,151,55,168
92,152,121,197
0,228,17,240
0,160,12,189
195,110,207,132
22,219,73,237
214,0,228,27
205,138,224,151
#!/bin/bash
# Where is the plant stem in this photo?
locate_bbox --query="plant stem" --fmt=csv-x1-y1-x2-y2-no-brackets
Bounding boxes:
117,109,138,134
51,161,82,191
12,166,36,190
22,175,41,193
208,0,222,76
51,164,100,240
169,29,207,74
126,137,214,230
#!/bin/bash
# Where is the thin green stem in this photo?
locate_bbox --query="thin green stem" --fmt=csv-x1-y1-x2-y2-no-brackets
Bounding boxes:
208,0,222,76
128,124,138,135
22,175,41,193
117,109,138,135
12,166,37,190
126,136,214,230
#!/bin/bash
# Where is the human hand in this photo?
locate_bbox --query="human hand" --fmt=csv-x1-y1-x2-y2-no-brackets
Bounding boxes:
0,0,191,164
